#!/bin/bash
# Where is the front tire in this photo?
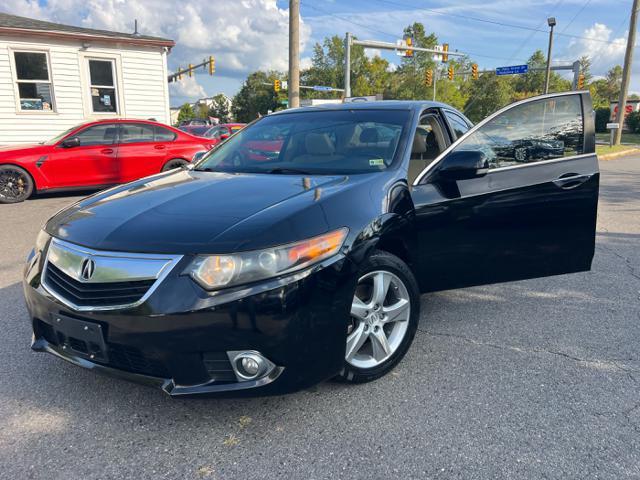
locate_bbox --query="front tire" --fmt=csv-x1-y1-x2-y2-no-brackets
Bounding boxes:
0,165,34,203
336,250,420,384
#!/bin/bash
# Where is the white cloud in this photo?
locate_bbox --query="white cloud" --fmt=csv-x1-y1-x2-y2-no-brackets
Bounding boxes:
300,56,313,70
364,48,382,59
169,76,207,103
564,23,627,76
3,0,311,78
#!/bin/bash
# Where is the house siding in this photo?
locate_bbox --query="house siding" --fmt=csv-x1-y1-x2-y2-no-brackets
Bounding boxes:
0,34,170,145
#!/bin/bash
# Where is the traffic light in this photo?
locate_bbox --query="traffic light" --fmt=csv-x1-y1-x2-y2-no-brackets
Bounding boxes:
577,73,585,89
208,56,215,75
425,69,433,87
177,67,183,81
404,35,413,57
471,63,479,80
188,64,194,78
448,65,454,81
274,79,281,92
442,43,449,63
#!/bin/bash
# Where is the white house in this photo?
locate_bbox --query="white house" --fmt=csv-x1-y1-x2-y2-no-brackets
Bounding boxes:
0,12,174,145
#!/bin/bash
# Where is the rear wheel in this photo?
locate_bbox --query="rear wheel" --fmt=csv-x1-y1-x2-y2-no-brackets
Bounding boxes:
336,250,420,383
162,158,189,172
0,165,34,203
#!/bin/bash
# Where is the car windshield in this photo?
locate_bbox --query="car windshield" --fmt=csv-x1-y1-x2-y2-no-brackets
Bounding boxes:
42,125,85,145
194,109,410,175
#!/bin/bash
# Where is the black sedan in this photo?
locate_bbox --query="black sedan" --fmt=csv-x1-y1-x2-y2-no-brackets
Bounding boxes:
23,92,598,396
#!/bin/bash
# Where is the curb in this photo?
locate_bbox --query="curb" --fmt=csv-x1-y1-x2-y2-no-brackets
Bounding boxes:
598,148,640,161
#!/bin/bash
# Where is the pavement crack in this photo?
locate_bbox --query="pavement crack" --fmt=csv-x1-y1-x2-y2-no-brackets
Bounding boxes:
419,329,640,379
597,241,640,282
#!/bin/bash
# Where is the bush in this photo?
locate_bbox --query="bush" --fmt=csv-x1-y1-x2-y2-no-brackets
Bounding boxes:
595,107,611,133
626,111,640,133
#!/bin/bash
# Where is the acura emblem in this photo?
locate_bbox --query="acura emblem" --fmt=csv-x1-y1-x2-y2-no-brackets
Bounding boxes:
80,258,96,281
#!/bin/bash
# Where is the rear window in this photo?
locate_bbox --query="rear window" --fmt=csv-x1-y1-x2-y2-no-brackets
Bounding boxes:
195,109,411,175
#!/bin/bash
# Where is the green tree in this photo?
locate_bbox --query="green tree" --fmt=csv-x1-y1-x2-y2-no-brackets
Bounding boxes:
590,65,623,108
207,94,232,123
463,73,514,122
578,55,593,85
232,71,282,122
176,103,195,124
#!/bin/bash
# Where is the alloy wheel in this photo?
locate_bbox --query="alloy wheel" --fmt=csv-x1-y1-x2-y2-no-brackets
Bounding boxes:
0,169,30,202
346,270,411,369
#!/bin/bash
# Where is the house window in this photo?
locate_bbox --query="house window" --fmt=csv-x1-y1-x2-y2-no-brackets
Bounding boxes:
88,59,118,113
13,51,55,111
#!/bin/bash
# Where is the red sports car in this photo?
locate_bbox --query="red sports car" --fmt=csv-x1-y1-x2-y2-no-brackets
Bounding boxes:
202,123,246,141
0,119,215,203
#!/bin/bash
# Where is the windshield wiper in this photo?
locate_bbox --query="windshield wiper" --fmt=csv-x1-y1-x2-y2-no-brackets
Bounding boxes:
266,167,312,175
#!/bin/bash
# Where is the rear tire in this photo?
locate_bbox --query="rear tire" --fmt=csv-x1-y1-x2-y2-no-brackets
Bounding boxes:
162,158,189,172
0,165,34,203
335,250,420,384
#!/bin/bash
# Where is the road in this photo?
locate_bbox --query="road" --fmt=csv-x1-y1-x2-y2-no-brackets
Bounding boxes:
1,157,639,479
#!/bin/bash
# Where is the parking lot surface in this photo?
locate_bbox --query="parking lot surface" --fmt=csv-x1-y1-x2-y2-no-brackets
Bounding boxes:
1,157,639,479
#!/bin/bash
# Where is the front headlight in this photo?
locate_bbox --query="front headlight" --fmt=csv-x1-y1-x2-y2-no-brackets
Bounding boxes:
187,228,348,290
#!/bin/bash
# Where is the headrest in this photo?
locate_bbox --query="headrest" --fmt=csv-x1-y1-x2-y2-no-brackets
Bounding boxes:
104,127,118,139
412,132,427,154
359,127,379,144
305,133,335,155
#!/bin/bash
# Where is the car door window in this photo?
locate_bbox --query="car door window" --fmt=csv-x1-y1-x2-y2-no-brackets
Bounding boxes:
444,111,471,139
154,126,176,142
75,124,117,146
408,115,446,184
453,96,584,169
120,123,155,144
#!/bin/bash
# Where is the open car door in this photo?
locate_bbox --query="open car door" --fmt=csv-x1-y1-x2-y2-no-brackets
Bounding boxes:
410,92,598,292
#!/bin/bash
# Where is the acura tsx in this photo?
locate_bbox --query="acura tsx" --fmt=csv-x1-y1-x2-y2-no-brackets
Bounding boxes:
23,92,598,396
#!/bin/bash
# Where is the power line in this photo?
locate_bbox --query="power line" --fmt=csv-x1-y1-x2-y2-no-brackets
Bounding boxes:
560,0,592,34
302,1,531,63
369,0,628,46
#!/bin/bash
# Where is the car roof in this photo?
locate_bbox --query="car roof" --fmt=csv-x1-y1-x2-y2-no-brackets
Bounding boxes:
270,100,455,115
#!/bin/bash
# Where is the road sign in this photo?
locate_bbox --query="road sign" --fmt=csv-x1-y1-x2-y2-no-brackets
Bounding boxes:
606,122,620,129
432,44,443,63
312,85,334,92
496,64,529,75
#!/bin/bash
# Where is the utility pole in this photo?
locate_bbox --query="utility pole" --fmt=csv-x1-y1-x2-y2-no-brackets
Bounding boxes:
614,0,639,145
288,0,300,108
544,17,556,94
344,32,352,98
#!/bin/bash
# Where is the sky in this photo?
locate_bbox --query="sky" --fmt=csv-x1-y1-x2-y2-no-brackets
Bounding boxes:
2,0,635,106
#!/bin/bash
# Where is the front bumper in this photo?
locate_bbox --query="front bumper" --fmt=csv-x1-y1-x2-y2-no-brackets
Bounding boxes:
23,248,356,396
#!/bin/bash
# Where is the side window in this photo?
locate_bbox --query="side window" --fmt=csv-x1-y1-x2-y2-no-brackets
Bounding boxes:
454,95,584,169
75,124,117,146
88,59,118,113
120,123,155,144
409,115,446,184
13,51,55,111
154,126,177,142
444,111,470,139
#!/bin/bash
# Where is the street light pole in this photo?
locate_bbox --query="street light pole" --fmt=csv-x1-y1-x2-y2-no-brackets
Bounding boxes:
288,0,300,108
544,17,556,94
344,32,352,98
614,0,639,145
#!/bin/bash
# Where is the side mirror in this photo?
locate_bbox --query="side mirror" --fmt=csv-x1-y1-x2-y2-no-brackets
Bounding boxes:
61,137,80,148
438,150,489,181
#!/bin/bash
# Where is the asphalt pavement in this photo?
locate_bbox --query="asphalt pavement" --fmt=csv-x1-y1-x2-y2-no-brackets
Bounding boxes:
0,157,639,479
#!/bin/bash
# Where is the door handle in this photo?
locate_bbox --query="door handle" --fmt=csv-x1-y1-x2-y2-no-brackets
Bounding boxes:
154,144,166,150
552,173,592,190
101,148,114,154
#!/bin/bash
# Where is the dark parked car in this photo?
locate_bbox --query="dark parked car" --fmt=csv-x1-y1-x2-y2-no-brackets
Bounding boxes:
23,92,598,396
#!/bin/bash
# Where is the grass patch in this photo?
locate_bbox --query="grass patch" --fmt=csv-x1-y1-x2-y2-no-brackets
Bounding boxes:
596,144,639,156
595,132,640,145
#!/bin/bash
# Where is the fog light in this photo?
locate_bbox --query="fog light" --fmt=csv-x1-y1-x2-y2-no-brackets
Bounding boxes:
227,350,276,382
241,357,260,376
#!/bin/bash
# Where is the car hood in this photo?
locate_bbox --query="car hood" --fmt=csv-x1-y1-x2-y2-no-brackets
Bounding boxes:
0,143,48,156
46,169,363,254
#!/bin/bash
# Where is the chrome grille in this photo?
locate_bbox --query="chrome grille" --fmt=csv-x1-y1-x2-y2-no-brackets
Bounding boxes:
44,263,156,307
42,238,182,311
